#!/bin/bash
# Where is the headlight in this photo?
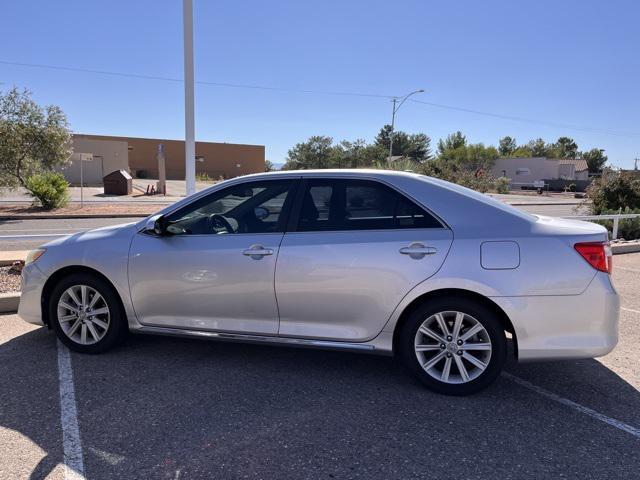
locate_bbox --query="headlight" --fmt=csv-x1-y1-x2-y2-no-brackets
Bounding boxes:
25,248,46,265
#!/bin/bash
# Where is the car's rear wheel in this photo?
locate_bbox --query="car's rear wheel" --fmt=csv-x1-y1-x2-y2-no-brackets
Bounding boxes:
49,273,127,353
398,297,506,395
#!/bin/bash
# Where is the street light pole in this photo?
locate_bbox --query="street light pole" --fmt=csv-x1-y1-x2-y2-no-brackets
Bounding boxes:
388,89,425,160
183,0,196,196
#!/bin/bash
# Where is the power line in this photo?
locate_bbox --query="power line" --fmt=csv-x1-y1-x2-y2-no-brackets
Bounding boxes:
410,99,640,139
0,60,392,99
1,59,639,138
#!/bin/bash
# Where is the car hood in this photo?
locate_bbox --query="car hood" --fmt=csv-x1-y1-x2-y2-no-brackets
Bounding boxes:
42,222,139,249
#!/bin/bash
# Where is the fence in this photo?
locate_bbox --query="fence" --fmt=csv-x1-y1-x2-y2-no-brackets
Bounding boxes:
564,214,640,240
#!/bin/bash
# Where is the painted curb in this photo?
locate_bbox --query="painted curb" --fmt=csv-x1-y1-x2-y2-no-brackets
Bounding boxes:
612,243,640,255
0,292,20,314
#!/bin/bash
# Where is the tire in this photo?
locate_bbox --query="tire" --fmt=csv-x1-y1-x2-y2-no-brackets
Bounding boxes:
49,272,128,353
398,297,506,396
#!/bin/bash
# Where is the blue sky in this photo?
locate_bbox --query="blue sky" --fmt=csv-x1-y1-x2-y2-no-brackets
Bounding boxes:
1,0,639,168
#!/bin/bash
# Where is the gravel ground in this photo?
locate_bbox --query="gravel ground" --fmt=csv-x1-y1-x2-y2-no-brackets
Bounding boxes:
0,267,21,293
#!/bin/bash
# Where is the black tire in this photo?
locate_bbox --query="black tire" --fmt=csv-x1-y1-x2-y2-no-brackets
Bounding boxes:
398,297,506,395
49,272,128,353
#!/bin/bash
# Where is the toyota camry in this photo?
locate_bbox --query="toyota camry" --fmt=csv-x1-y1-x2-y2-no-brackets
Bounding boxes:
18,170,619,395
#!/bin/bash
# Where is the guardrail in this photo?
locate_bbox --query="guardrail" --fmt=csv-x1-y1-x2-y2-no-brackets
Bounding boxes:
564,214,640,240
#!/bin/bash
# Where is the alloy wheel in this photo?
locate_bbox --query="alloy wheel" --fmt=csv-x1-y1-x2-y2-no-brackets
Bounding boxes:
57,284,111,345
414,310,492,384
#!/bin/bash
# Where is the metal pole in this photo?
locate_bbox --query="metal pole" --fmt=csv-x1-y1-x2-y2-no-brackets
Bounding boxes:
183,0,196,196
388,98,396,160
612,217,619,240
80,155,84,208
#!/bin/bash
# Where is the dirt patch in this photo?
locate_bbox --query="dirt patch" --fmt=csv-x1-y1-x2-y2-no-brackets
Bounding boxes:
0,267,21,293
0,203,163,217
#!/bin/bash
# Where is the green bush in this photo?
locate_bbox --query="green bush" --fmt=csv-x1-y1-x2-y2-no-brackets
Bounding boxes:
593,207,640,241
25,171,69,210
586,172,640,214
196,172,213,182
495,177,510,194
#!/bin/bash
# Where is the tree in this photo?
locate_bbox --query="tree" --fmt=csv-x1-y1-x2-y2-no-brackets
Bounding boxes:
374,125,432,161
526,138,549,157
264,160,276,172
0,87,72,189
586,172,640,213
583,148,608,173
498,136,517,156
437,131,467,154
336,139,386,168
282,136,337,170
552,136,578,159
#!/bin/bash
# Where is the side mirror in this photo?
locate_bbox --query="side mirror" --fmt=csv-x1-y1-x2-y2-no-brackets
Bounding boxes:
144,214,166,236
254,206,269,220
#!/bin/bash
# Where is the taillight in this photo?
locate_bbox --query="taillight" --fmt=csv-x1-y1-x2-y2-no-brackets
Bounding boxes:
574,242,612,274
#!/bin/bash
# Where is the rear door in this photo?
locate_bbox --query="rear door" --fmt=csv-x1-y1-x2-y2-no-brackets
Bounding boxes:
275,177,453,342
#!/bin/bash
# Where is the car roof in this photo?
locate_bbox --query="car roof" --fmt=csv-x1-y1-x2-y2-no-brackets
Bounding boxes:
153,168,536,235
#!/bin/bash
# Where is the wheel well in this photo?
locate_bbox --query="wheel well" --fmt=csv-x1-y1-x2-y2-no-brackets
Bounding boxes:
41,265,125,328
392,288,518,358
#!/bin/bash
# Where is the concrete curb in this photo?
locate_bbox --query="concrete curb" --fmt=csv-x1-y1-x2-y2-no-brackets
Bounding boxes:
612,242,640,255
0,213,149,220
0,292,20,314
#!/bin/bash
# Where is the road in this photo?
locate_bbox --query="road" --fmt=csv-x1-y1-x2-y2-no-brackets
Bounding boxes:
1,254,639,479
0,217,142,251
0,199,589,251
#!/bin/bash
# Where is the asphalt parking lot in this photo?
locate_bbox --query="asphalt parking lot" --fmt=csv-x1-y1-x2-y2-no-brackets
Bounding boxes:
1,254,639,479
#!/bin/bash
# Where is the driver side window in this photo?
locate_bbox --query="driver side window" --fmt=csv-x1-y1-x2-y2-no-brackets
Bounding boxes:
164,179,296,235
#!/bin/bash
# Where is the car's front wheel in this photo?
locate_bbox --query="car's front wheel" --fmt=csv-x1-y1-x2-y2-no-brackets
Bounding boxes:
49,273,127,353
398,297,507,395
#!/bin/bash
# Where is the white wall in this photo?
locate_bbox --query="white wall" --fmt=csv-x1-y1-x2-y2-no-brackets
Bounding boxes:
61,138,129,185
491,157,560,186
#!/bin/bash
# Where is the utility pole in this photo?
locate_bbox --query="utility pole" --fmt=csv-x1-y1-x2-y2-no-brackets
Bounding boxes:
388,89,425,161
183,0,196,196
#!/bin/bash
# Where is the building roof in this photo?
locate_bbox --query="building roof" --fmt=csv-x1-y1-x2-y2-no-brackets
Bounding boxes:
558,158,589,171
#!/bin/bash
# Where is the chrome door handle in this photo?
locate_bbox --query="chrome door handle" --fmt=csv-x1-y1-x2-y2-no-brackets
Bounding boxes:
243,244,274,258
399,243,437,259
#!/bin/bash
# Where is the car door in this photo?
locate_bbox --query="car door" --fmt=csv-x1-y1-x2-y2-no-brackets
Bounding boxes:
129,178,298,335
275,177,453,342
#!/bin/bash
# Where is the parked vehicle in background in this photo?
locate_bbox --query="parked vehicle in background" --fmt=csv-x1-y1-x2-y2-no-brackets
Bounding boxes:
18,170,619,395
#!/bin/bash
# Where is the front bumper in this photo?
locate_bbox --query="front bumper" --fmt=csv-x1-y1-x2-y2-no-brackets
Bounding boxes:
17,262,47,326
492,272,619,361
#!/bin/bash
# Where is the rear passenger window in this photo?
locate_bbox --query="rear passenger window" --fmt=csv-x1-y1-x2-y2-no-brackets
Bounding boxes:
296,179,441,231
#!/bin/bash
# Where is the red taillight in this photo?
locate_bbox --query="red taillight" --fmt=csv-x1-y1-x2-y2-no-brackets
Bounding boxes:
574,242,612,274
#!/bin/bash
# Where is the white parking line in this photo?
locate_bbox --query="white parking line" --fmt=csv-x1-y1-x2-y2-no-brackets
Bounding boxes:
622,307,640,315
503,372,640,439
57,340,86,480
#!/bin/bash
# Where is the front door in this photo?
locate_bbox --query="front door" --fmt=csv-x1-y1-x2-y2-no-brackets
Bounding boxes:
129,178,298,335
275,178,453,342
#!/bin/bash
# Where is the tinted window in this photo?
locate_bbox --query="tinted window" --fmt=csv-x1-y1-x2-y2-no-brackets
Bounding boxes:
165,180,295,235
296,179,441,231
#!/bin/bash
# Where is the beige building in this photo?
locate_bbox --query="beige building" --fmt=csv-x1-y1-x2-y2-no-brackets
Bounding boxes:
491,157,589,187
62,134,265,185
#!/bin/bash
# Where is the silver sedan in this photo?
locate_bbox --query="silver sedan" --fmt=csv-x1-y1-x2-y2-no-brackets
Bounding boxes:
18,170,619,395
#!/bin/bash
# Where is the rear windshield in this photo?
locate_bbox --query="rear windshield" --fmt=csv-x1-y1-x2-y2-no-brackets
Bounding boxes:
418,175,537,222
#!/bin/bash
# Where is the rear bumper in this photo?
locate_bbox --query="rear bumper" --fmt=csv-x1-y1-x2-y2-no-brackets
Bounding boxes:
491,272,619,361
17,263,46,326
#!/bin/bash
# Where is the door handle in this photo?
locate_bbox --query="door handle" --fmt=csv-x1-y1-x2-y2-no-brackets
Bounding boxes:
399,242,437,259
243,244,274,258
